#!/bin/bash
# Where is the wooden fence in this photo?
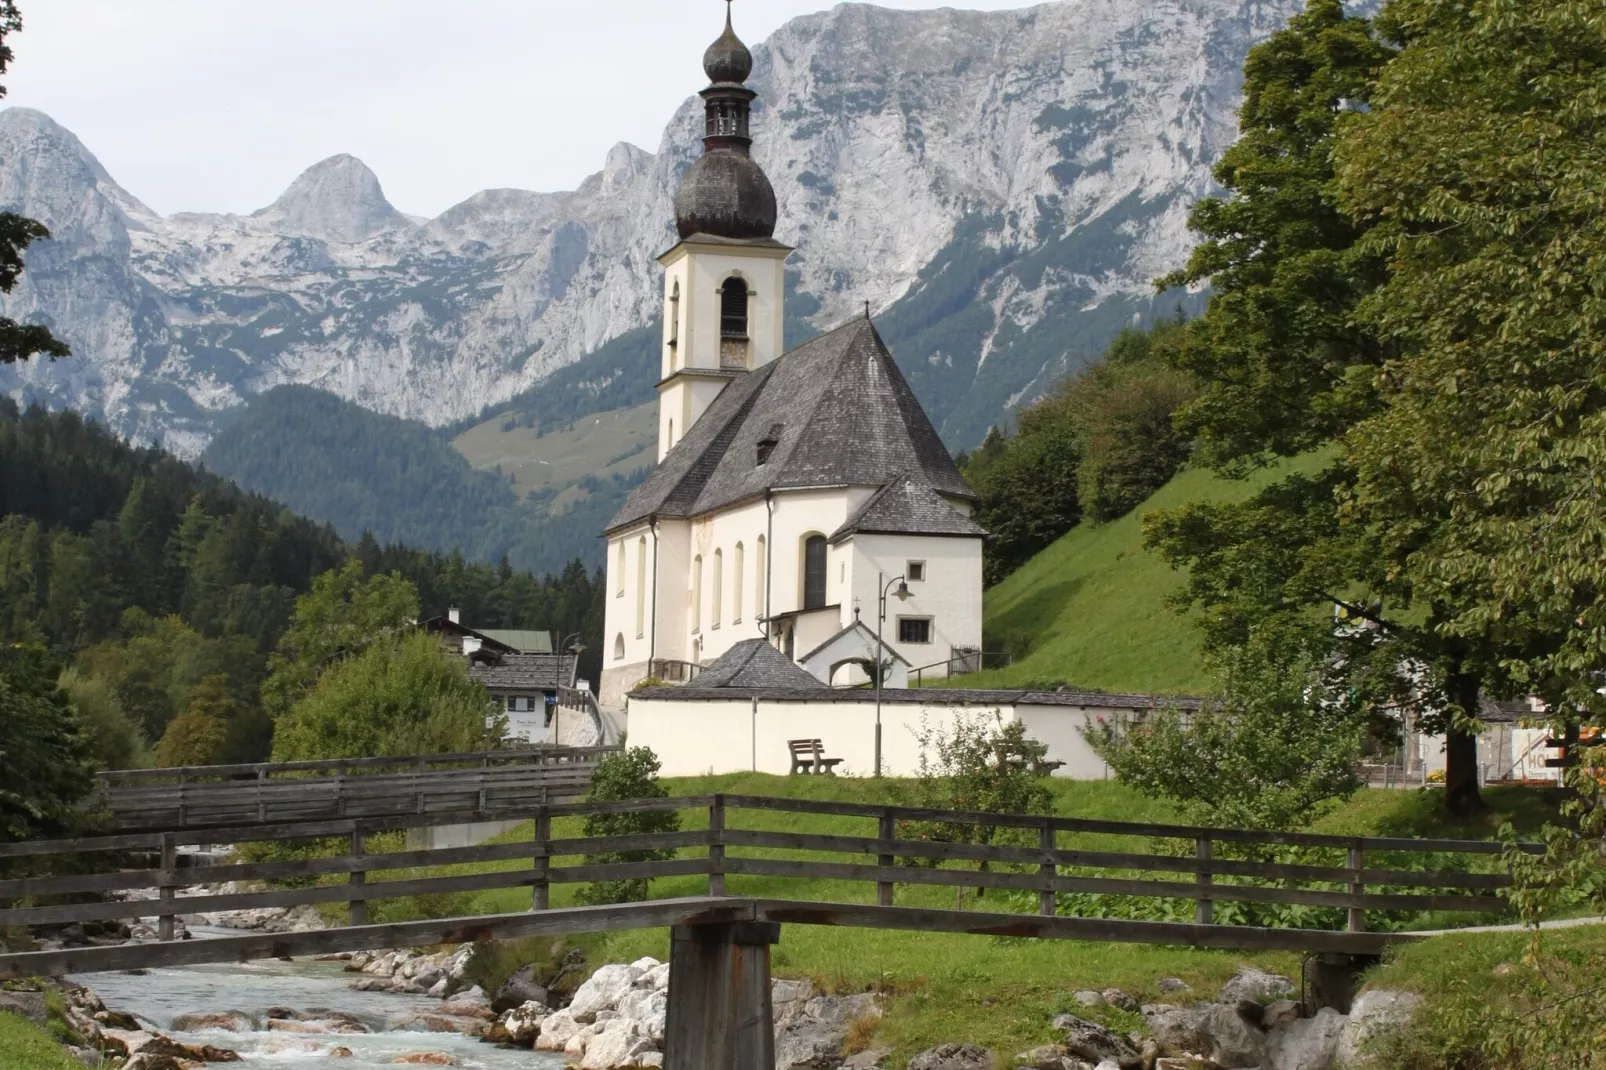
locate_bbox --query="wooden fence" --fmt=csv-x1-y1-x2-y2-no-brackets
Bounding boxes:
0,793,1522,973
92,746,618,831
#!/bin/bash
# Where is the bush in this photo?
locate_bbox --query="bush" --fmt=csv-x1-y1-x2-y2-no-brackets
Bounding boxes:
576,745,681,905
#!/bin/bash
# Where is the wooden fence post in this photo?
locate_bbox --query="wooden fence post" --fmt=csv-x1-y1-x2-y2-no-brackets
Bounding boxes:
1195,838,1213,925
176,774,188,829
478,755,490,813
349,828,367,926
158,833,177,941
532,806,551,911
1347,846,1366,933
256,768,268,824
708,795,726,897
877,810,896,907
1038,821,1057,917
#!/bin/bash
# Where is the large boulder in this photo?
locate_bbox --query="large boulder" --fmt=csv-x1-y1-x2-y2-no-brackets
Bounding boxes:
1335,990,1421,1068
774,993,881,1070
1141,1003,1265,1069
171,1011,256,1033
580,1018,657,1070
1052,1013,1143,1068
1265,1007,1346,1070
570,964,646,1022
1219,966,1295,1006
535,1008,582,1051
497,1001,548,1046
906,1044,994,1069
0,991,48,1026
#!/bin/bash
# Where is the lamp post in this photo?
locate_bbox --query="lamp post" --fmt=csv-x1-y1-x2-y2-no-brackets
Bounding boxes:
875,571,912,777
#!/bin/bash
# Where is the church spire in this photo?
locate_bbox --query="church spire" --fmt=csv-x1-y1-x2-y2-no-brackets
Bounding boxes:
673,2,777,241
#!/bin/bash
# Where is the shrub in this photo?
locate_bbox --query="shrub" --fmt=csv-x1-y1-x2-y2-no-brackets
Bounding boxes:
575,746,681,905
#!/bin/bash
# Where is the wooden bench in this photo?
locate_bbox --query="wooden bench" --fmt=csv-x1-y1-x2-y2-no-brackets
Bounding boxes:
787,739,844,776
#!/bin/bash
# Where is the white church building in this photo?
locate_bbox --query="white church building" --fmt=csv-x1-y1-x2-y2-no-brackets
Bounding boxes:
598,9,985,710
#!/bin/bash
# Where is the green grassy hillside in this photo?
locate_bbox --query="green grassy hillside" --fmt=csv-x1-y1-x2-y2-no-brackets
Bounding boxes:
452,400,655,504
955,460,1314,695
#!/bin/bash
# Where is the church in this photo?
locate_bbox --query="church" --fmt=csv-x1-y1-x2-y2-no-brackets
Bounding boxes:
599,8,985,710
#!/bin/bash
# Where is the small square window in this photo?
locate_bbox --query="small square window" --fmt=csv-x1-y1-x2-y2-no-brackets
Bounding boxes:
907,561,926,582
897,617,932,644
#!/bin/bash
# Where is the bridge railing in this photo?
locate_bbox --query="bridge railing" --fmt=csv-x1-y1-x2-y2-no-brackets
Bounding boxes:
91,745,620,832
0,793,1530,964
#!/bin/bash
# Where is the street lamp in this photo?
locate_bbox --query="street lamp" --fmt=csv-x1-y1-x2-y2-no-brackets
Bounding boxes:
874,572,912,777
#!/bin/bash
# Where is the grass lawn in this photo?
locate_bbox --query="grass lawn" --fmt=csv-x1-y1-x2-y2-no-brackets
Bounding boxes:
0,1013,88,1070
948,456,1328,695
336,775,1559,1065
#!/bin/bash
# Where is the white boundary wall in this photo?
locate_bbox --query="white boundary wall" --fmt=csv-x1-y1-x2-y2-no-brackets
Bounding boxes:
625,692,1131,779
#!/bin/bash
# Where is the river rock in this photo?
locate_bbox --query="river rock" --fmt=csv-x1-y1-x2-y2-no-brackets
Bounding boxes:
119,1055,189,1070
1100,989,1139,1013
385,1011,487,1037
534,1008,582,1051
1156,978,1190,994
1335,990,1420,1067
1264,1005,1346,1070
0,990,48,1026
1051,1013,1142,1068
581,1018,657,1069
391,1055,457,1066
328,1048,355,1058
1143,1003,1266,1069
771,978,816,1024
907,1044,995,1069
493,964,550,1013
843,1048,893,1069
1073,990,1106,1008
496,1000,548,1045
639,962,671,991
171,1011,257,1033
774,993,880,1070
1219,966,1295,1005
438,998,493,1021
570,964,645,1022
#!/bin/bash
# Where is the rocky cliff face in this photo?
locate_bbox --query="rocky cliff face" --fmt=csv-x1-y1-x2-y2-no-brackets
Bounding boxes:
0,0,1312,456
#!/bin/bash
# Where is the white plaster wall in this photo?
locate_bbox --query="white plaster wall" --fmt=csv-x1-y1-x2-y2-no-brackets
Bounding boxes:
627,694,1019,778
685,499,772,664
676,246,788,372
848,533,983,676
1014,704,1114,781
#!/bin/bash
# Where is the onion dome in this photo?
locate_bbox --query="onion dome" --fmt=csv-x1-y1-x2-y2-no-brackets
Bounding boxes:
674,4,777,242
703,7,753,85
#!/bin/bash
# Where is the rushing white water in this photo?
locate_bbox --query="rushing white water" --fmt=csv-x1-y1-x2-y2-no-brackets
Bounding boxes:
74,954,566,1069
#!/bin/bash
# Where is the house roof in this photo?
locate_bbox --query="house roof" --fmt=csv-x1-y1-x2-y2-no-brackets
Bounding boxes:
797,620,911,667
694,639,822,689
830,473,986,543
607,317,974,533
469,654,578,692
479,629,554,654
421,616,518,655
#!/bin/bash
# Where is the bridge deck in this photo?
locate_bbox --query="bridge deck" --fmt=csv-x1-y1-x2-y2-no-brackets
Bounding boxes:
0,895,1408,978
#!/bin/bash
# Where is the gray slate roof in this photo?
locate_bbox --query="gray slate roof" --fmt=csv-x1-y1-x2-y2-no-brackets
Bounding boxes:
607,318,974,533
469,654,577,692
830,474,986,543
694,639,822,689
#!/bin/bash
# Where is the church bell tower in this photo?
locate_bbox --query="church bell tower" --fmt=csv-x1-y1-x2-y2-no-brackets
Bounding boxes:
656,2,791,462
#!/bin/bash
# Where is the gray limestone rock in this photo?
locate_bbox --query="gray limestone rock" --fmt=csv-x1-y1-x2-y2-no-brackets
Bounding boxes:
906,1044,995,1070
1218,965,1295,1006
1335,990,1421,1068
1265,1006,1346,1070
1051,1013,1143,1068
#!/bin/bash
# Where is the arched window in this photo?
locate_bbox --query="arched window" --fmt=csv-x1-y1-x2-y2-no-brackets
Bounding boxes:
691,554,703,633
613,633,625,660
721,276,748,340
712,548,724,628
755,535,767,620
635,536,647,638
668,280,680,369
615,541,626,597
733,542,745,624
803,535,828,610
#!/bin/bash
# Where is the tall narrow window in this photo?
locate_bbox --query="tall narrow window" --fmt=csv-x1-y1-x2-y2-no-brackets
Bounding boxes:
668,280,680,370
635,536,647,638
721,277,749,338
691,554,703,633
615,541,626,596
755,535,767,620
803,535,827,610
712,549,724,629
733,542,745,624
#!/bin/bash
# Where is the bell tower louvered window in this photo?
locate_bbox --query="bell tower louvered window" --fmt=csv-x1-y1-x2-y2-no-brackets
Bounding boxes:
802,535,827,610
720,276,750,369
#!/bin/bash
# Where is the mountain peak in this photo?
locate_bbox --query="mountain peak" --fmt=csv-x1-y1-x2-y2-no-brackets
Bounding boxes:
253,153,408,243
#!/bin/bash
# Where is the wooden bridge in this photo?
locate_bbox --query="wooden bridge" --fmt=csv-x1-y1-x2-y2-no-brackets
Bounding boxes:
0,793,1527,1070
89,746,617,831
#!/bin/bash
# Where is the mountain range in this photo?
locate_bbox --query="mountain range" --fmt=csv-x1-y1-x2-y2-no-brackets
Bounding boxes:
0,0,1321,465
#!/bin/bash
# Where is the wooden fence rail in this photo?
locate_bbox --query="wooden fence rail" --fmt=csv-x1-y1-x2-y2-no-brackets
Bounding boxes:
0,793,1531,969
91,746,619,832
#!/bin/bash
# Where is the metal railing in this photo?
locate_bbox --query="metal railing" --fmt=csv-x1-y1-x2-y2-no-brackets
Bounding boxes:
909,650,1013,684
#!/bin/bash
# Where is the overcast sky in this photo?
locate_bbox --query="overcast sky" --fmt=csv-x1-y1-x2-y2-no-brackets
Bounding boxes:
4,0,1032,219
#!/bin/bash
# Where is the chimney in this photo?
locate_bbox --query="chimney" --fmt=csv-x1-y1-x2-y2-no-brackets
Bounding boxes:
448,607,461,625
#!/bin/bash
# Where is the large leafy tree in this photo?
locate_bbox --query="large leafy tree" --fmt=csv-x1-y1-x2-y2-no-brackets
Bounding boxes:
0,643,93,841
1337,0,1606,726
0,2,70,366
1143,1,1512,812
